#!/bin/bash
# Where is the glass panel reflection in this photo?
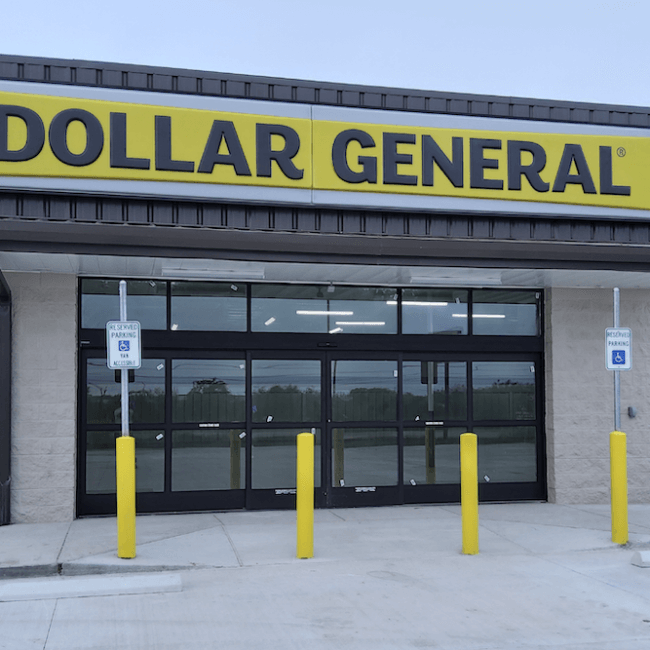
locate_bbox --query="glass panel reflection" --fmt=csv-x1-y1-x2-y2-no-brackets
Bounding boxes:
475,426,537,482
172,429,245,491
252,428,321,489
252,360,321,423
332,360,397,422
473,290,539,336
473,362,536,420
251,284,397,334
81,279,166,329
402,361,467,421
331,427,398,487
87,359,165,424
86,430,164,493
403,427,464,485
172,359,245,423
170,282,246,331
402,289,468,335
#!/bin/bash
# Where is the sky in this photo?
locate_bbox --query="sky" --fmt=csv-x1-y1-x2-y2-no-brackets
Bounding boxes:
3,0,650,108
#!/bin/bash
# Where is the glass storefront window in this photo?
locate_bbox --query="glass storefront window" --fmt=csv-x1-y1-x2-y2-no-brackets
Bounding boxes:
332,360,397,422
172,359,245,423
251,284,397,334
251,428,321,489
402,361,467,421
402,289,469,335
81,279,167,329
172,429,245,491
170,282,246,331
252,359,321,423
331,427,398,487
80,280,542,337
472,290,539,336
86,430,165,493
86,358,165,424
475,426,537,482
473,362,536,421
79,278,544,515
403,427,464,485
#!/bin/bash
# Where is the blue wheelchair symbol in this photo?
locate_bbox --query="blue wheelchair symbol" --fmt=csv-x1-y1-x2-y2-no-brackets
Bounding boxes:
612,350,625,365
118,340,130,352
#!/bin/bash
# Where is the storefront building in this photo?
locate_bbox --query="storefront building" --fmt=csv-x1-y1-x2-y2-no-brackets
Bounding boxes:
1,55,650,524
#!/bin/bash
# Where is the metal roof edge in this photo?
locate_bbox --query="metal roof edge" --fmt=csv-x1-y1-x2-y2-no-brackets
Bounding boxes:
0,53,649,126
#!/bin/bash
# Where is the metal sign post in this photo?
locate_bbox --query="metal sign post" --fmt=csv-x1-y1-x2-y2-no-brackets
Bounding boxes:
606,288,632,430
607,288,629,544
105,281,141,559
119,283,129,438
614,287,621,432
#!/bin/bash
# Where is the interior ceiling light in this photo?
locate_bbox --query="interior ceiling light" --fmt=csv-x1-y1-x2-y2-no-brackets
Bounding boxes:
335,321,385,326
386,300,449,306
329,327,343,334
296,310,354,316
452,314,506,318
264,317,276,326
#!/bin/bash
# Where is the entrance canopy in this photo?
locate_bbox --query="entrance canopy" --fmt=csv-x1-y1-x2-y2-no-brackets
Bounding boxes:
3,252,650,290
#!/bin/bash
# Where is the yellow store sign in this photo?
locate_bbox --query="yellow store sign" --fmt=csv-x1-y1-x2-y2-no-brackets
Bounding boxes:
0,90,645,211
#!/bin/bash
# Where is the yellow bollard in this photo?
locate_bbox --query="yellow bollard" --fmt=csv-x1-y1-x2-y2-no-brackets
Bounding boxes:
610,431,628,545
296,432,314,559
116,436,136,559
460,432,479,555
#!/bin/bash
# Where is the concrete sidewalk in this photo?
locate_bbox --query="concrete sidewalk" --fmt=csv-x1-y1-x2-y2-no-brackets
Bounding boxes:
1,502,649,578
2,503,650,650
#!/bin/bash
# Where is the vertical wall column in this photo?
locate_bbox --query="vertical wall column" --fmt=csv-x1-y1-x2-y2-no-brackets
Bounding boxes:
8,272,77,523
0,271,11,525
546,287,650,505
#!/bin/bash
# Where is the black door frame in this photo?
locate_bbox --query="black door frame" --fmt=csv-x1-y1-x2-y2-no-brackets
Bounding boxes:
78,347,545,515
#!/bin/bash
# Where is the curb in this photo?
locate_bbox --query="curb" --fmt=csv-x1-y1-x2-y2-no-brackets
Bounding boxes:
0,562,195,580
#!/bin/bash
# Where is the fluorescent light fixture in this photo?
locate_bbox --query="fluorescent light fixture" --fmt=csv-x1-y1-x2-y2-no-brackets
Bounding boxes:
264,317,276,326
296,310,354,316
410,273,503,286
335,321,385,326
171,324,179,331
386,300,449,306
452,314,506,319
329,327,343,334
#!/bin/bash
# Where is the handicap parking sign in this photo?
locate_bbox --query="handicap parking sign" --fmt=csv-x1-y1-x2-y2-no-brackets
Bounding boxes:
606,328,632,370
106,321,141,369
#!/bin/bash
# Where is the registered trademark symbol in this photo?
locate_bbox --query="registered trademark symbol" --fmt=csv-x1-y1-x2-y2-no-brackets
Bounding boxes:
617,147,626,157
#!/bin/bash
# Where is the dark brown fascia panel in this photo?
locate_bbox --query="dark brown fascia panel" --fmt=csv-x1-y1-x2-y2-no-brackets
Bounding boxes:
1,219,650,271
